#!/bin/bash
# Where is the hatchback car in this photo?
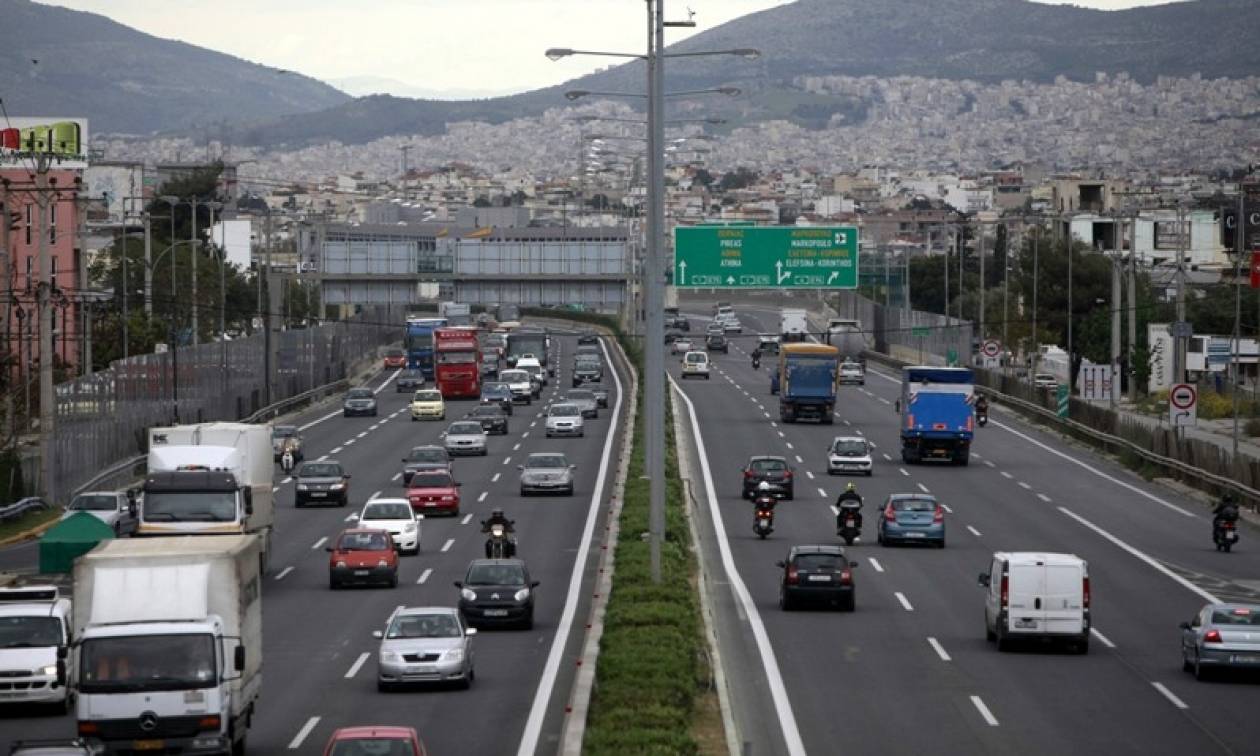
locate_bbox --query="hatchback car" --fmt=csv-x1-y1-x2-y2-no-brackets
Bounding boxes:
545,403,585,438
343,387,378,417
271,424,304,462
500,369,534,404
827,436,873,476
406,469,462,516
480,381,514,414
519,452,576,496
1181,602,1260,680
777,545,858,611
741,456,794,499
465,404,509,435
839,361,865,385
456,559,539,629
681,351,711,379
383,348,407,369
322,726,427,756
563,389,599,418
877,494,946,547
375,607,476,691
396,369,425,392
671,337,694,355
358,499,421,555
400,445,451,486
295,461,351,507
409,389,446,421
706,333,729,353
444,421,489,456
328,528,399,588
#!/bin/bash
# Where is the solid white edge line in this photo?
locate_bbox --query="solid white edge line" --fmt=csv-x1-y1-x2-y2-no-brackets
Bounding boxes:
515,336,625,756
1058,506,1219,603
1090,627,1117,649
344,652,369,679
1151,682,1189,710
374,368,401,394
867,557,884,573
927,637,952,662
288,716,320,749
970,695,1000,726
274,566,294,581
671,375,808,756
894,591,914,611
417,567,433,585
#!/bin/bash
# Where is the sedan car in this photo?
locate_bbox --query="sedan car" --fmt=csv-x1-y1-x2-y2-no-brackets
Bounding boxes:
323,726,427,756
741,455,794,499
444,421,489,456
410,389,446,421
465,404,509,435
705,322,724,336
406,469,462,516
777,544,858,611
343,387,378,417
271,424,304,462
671,337,694,355
827,436,873,476
375,607,476,691
480,381,514,414
877,494,946,547
456,559,539,629
358,498,421,555
706,333,729,353
383,348,408,369
1181,602,1260,680
327,528,399,588
519,452,575,496
722,319,744,334
400,445,451,486
396,369,426,392
545,403,585,438
295,461,351,507
839,361,865,386
563,389,599,418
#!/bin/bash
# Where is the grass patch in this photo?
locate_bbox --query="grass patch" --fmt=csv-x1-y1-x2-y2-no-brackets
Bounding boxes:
0,505,60,544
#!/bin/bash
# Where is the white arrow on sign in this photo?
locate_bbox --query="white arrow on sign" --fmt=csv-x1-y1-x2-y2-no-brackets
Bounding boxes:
678,261,687,285
826,271,839,284
726,275,736,285
775,261,791,284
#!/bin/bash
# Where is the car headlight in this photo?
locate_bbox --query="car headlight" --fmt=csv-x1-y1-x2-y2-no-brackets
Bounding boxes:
41,664,57,676
461,588,477,601
380,651,401,663
404,522,417,532
297,483,308,491
441,647,464,662
377,559,390,568
335,560,347,568
514,588,531,602
330,483,345,490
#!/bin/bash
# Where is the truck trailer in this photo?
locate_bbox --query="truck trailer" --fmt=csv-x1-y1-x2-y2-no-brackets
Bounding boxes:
776,343,840,423
897,366,975,465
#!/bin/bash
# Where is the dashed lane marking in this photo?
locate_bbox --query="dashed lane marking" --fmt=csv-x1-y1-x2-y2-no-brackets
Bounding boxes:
344,652,369,679
288,717,321,750
1000,471,1013,479
984,461,996,468
1091,628,1117,649
883,454,893,461
391,473,401,482
1037,493,1052,502
492,473,501,483
785,442,794,450
795,455,804,464
817,487,828,498
805,471,815,480
970,696,999,726
927,637,952,662
461,513,473,525
1018,481,1032,490
311,537,327,550
917,483,930,494
899,468,910,477
967,525,983,537
330,446,343,454
1151,682,1189,710
370,490,382,500
274,566,294,581
441,538,454,553
417,568,433,584
868,557,884,573
894,592,914,611
477,492,488,503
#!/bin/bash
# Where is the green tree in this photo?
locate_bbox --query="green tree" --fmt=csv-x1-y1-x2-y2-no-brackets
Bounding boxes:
717,167,758,191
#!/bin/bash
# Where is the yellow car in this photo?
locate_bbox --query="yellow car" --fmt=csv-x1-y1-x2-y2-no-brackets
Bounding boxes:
410,389,446,421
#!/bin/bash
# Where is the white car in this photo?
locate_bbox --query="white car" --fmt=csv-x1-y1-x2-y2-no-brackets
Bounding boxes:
839,361,865,385
671,337,694,355
1032,373,1058,389
722,319,743,334
827,436,872,476
545,403,585,438
681,351,711,380
499,369,534,404
359,498,421,555
444,420,489,456
516,356,547,386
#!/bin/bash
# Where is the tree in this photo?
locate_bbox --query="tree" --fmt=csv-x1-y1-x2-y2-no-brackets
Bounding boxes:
717,167,758,191
473,195,492,208
693,168,715,188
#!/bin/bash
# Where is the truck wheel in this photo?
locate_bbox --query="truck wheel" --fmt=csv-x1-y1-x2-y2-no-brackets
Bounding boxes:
821,414,834,425
231,733,247,756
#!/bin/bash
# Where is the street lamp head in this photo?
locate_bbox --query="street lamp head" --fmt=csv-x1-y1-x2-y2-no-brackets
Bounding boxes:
545,48,574,61
732,48,762,60
565,90,590,101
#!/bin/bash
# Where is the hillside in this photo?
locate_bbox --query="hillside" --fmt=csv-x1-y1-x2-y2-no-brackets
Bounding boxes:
0,0,348,135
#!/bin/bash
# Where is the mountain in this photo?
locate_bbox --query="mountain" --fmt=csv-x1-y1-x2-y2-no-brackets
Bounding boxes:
0,0,348,135
327,75,513,101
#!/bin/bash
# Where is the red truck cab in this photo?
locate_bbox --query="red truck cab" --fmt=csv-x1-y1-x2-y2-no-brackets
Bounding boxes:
434,327,482,399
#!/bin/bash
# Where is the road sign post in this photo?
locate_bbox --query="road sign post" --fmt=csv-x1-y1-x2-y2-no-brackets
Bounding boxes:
1056,384,1069,418
1169,382,1197,428
674,226,859,289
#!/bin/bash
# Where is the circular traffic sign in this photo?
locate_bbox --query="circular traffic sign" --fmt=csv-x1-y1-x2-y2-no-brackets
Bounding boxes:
1170,383,1197,410
982,339,1001,358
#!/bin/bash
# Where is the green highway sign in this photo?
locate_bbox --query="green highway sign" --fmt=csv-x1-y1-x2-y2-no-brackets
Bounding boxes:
674,226,859,289
911,326,931,338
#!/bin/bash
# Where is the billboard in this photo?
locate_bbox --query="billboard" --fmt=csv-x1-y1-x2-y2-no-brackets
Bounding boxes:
0,117,90,169
1153,220,1187,251
1222,187,1260,251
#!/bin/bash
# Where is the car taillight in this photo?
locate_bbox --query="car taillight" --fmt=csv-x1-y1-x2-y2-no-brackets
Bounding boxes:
1204,629,1223,644
884,506,895,522
198,715,221,730
1000,574,1009,609
840,570,852,583
786,566,799,585
933,506,944,523
783,470,793,479
744,470,754,479
78,722,99,735
1082,577,1091,609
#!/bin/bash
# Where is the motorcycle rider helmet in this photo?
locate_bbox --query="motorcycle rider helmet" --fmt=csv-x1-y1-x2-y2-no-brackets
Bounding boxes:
845,482,857,493
1222,493,1236,505
491,507,505,519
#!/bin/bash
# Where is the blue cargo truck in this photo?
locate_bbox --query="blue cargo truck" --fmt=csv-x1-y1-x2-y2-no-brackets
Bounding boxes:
405,317,448,378
897,366,974,465
776,343,840,423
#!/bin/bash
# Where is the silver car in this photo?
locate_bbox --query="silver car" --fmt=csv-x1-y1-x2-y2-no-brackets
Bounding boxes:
342,387,378,417
62,491,137,535
374,606,476,690
1180,602,1260,680
563,389,599,418
519,452,576,496
444,420,489,456
545,403,585,438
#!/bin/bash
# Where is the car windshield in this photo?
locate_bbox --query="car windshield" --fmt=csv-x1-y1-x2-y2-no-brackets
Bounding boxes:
299,464,342,478
347,389,373,399
400,370,422,379
328,739,417,756
386,349,404,357
271,426,297,439
142,491,236,522
550,404,580,417
337,531,391,550
685,353,707,363
527,455,568,469
1211,607,1260,625
501,371,528,382
362,504,412,521
449,423,483,435
892,498,937,512
408,448,445,463
842,363,862,371
414,390,442,402
831,440,868,455
68,494,116,511
793,553,844,571
0,616,62,647
387,613,462,639
471,406,501,417
80,634,216,693
750,459,787,472
466,564,526,586
410,472,453,488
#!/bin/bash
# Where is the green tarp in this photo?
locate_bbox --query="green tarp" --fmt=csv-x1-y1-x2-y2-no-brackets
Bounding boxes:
39,512,115,574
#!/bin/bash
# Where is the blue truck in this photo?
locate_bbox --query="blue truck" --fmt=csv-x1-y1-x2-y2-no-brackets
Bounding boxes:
897,366,974,465
775,343,840,424
405,317,448,378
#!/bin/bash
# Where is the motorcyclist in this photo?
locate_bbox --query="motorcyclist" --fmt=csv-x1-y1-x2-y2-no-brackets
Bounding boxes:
975,394,989,416
835,482,863,534
1213,493,1240,528
751,346,763,370
481,508,517,557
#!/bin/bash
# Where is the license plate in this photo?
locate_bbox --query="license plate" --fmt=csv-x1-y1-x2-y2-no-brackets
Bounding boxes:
484,609,509,617
845,519,855,527
354,569,369,576
133,741,164,751
424,501,438,506
906,532,925,538
1015,618,1038,629
1231,654,1260,664
807,575,832,582
310,492,326,497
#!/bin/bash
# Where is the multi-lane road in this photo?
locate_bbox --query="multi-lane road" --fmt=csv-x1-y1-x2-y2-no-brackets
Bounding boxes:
0,330,627,756
674,303,1260,756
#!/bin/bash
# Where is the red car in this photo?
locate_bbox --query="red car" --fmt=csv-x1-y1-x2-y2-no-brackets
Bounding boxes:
326,528,399,589
323,726,426,756
406,468,461,516
383,348,407,369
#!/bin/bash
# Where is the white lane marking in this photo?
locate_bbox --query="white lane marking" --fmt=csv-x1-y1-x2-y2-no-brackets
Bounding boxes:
344,652,370,679
316,455,327,462
940,503,953,513
344,512,357,522
883,453,892,461
992,419,1197,518
868,557,884,573
917,483,930,494
370,424,379,430
530,421,537,428
311,537,327,550
764,412,771,419
1037,493,1052,502
1059,507,1218,603
972,452,982,459
927,637,952,662
417,567,433,585
805,471,815,480
492,472,501,483
899,468,910,477
795,455,803,464
817,487,828,498
374,369,401,393
272,486,280,493
967,525,983,537
829,504,840,515
513,443,521,451
671,377,807,756
894,592,914,611
984,460,996,468
1018,481,1032,490
777,431,785,438
391,472,401,482
770,421,777,428
843,419,851,426
288,716,321,750
1000,471,1013,479
503,456,512,465
517,338,626,756
370,490,382,500
274,566,294,581
477,492,488,503
970,696,999,726
330,446,343,454
343,439,356,446
461,513,473,525
357,431,368,439
878,397,891,405
441,538,455,552
1151,682,1189,710
522,431,529,438
785,442,794,450
299,409,342,432
281,476,293,485
1090,627,1117,649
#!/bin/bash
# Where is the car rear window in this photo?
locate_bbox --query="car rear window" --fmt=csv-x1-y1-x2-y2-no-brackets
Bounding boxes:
751,459,786,471
550,404,580,417
329,739,416,756
449,422,483,435
831,440,868,455
337,532,390,551
408,448,446,462
1211,607,1260,625
272,426,297,438
299,463,341,478
414,390,442,401
410,472,453,488
685,353,708,363
891,498,937,512
348,389,373,399
527,455,568,469
362,503,411,521
793,553,843,571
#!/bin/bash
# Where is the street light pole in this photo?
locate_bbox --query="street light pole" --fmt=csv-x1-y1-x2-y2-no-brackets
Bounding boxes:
645,0,665,583
190,200,199,345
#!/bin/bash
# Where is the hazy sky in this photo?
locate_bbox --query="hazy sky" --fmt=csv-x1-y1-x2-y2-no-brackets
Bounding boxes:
42,0,1177,97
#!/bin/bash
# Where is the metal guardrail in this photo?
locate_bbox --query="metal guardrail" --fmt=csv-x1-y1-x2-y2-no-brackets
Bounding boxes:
0,497,49,523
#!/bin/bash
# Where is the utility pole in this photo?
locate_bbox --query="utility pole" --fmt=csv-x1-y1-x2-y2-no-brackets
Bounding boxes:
143,211,153,317
1126,214,1138,403
1066,216,1073,385
263,210,274,407
645,0,664,583
121,206,130,360
978,220,985,341
1032,224,1039,373
942,226,949,326
1232,191,1244,474
190,201,199,346
400,145,412,178
35,158,56,505
0,181,12,445
1110,253,1121,409
1173,204,1186,384
1003,221,1011,372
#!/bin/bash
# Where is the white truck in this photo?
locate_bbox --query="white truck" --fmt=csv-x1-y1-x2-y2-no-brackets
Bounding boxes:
74,536,262,755
142,423,274,572
438,301,472,327
780,308,810,343
826,318,867,365
0,585,73,711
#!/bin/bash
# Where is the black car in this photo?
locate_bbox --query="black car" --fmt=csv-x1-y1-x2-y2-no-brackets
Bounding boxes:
465,404,510,435
664,330,683,345
342,387,378,417
777,545,858,611
400,445,451,486
455,559,539,629
396,369,425,392
741,455,794,500
667,316,691,332
480,382,514,415
295,461,351,507
572,358,603,386
706,333,729,353
577,331,599,345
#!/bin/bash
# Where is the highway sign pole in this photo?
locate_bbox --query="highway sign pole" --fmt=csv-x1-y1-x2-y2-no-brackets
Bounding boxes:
1169,382,1197,430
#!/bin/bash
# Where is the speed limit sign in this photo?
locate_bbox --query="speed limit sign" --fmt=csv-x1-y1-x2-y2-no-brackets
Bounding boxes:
1169,383,1197,427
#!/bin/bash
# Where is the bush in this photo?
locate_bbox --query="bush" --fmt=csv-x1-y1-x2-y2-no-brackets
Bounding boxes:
1247,418,1260,437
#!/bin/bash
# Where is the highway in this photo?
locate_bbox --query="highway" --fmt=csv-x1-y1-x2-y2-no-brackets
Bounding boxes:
674,302,1260,756
0,329,627,756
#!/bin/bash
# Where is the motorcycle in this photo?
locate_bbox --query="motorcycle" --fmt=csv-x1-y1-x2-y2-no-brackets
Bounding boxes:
751,354,761,370
752,498,776,539
837,502,863,546
976,410,988,427
1213,518,1239,553
485,522,516,558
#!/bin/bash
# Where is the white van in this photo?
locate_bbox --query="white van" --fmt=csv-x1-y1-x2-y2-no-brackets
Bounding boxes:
978,551,1090,653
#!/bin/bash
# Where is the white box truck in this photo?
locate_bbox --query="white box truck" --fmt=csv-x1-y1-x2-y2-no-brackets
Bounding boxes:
780,308,810,343
438,301,472,326
142,423,274,572
73,536,262,754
